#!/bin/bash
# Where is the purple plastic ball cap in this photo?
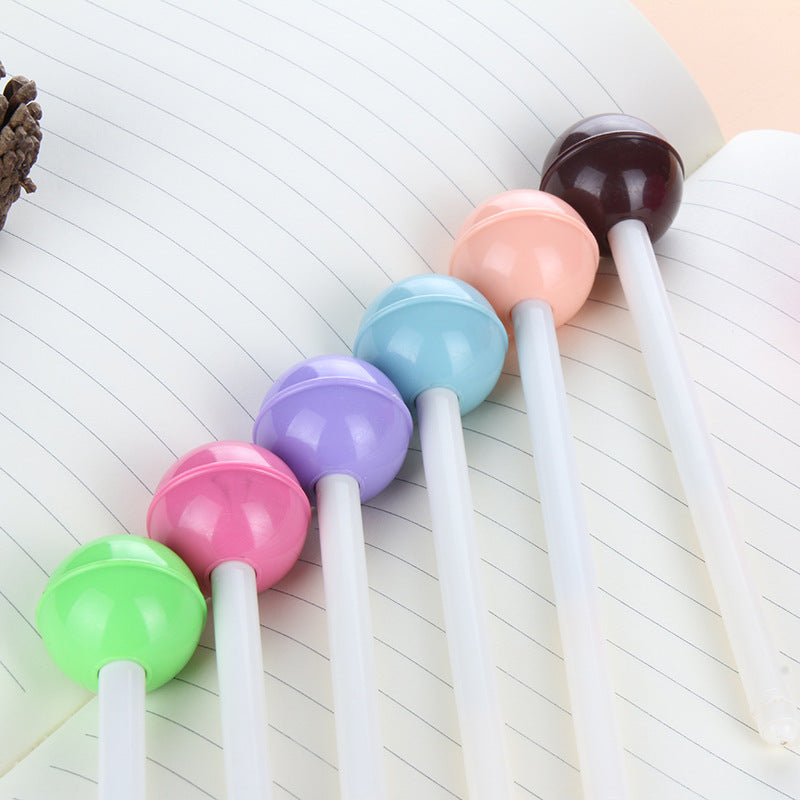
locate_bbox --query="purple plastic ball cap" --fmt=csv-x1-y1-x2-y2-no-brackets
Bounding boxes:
147,441,311,596
540,113,684,255
252,355,413,503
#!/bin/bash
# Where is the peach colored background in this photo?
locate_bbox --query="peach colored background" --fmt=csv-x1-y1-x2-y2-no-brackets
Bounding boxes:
631,0,800,140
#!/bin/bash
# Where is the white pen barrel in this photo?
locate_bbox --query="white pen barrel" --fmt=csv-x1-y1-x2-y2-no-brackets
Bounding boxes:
98,659,146,800
608,218,799,745
211,559,274,800
416,386,515,800
512,298,630,800
316,472,388,800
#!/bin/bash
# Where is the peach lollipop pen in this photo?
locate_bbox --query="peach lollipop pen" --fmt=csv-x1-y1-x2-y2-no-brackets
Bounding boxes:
450,190,631,800
540,114,799,746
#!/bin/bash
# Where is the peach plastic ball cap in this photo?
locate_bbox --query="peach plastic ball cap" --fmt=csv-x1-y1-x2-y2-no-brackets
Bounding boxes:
448,189,599,332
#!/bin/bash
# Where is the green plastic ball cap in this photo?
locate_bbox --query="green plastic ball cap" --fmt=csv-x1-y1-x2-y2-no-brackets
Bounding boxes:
36,535,207,693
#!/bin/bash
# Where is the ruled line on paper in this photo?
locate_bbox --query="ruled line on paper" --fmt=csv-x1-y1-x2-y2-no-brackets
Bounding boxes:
8,1,421,284
99,0,476,227
23,86,351,351
662,231,800,301
0,266,219,440
0,370,153,494
697,177,800,213
681,201,800,249
230,0,509,191
146,755,220,799
617,693,800,798
145,710,222,750
49,764,96,785
437,0,578,128
309,0,541,166
1,522,51,577
25,160,278,382
0,466,81,545
0,406,133,531
0,309,180,459
0,657,26,693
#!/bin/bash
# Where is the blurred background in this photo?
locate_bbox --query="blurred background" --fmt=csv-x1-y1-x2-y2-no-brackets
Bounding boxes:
632,0,800,139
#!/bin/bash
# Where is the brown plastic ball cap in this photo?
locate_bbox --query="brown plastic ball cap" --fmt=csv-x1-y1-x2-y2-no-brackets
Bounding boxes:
539,113,684,255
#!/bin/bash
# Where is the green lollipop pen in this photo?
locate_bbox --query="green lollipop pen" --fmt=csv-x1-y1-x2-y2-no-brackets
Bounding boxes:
37,535,207,800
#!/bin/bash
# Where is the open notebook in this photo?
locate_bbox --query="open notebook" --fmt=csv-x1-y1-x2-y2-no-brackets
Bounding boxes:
2,1,800,797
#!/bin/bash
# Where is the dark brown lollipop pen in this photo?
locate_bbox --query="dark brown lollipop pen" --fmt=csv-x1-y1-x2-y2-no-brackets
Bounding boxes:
541,114,799,746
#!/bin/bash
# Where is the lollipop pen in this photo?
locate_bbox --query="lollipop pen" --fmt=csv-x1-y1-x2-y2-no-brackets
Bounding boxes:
354,273,515,799
147,441,311,800
449,190,630,800
253,355,412,800
37,535,207,800
540,114,799,746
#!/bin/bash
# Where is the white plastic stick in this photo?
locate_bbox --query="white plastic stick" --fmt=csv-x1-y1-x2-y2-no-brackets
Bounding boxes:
210,559,273,800
416,386,515,800
512,297,630,800
98,659,146,800
608,217,799,745
316,472,388,800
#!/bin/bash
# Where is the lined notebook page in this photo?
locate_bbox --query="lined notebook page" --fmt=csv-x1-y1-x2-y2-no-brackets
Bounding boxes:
10,1,800,799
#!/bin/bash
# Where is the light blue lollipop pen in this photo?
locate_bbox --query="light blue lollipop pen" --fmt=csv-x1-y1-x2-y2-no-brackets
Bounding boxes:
355,274,514,800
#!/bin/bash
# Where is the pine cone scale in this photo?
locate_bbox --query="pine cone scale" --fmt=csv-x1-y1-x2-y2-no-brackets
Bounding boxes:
0,58,42,229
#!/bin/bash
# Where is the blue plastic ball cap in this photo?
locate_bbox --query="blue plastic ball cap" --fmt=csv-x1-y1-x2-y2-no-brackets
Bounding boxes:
252,355,413,503
353,274,508,416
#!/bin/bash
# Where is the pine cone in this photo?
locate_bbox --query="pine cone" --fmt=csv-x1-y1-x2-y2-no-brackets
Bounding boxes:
0,59,42,230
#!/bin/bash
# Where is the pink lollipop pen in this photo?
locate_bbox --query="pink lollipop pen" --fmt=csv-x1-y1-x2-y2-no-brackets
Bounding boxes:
450,190,631,800
147,441,311,800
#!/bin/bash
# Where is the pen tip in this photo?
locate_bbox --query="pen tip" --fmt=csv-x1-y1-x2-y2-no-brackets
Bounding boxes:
755,700,800,746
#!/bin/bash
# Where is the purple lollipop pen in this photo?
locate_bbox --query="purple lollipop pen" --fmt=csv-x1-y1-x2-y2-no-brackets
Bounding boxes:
253,355,412,800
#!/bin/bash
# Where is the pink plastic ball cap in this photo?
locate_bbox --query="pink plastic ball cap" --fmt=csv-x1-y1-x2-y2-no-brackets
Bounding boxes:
448,189,599,332
147,441,311,596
